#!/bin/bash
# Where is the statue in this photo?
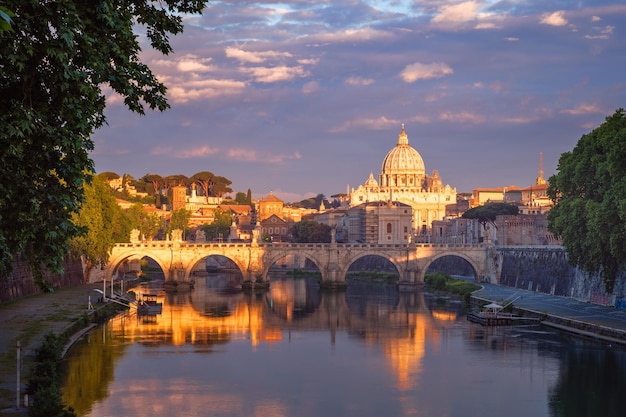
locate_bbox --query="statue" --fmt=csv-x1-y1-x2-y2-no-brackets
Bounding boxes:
171,229,183,242
130,229,140,243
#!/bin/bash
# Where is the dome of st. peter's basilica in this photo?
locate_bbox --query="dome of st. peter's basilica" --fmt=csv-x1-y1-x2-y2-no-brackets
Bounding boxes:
349,124,457,237
379,124,426,188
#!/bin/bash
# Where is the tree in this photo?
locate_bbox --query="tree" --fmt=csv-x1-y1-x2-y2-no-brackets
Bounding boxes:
0,1,208,278
191,171,215,201
166,208,191,239
548,109,626,292
291,194,329,209
235,192,247,205
126,204,163,241
246,188,253,206
201,209,233,241
212,175,233,198
99,172,121,181
462,202,519,230
291,220,332,243
70,174,128,281
140,173,164,199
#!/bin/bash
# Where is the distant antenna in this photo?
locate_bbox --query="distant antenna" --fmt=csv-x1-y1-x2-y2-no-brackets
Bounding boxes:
536,152,546,185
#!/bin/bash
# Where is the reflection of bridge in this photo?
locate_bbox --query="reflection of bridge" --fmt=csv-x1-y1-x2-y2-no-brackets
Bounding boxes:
107,240,497,284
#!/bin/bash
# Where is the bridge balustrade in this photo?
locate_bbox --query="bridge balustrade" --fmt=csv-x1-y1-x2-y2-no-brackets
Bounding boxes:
108,240,493,284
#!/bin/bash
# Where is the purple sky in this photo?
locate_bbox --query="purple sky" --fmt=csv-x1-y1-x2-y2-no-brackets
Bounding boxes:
90,1,626,202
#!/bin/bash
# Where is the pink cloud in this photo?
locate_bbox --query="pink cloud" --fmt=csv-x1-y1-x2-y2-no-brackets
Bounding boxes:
400,62,453,83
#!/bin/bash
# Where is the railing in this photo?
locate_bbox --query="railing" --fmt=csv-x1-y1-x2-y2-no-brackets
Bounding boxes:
114,241,487,250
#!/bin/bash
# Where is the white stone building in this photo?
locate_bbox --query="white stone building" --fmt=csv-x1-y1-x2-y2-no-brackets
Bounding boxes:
337,201,413,244
349,125,456,237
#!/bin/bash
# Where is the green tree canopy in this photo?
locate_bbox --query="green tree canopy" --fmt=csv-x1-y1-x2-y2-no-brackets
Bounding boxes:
547,109,626,292
166,208,191,240
0,0,208,278
462,202,519,228
291,194,330,209
201,209,233,241
212,175,233,198
126,204,162,241
99,172,121,181
291,220,332,243
70,174,129,280
235,192,247,205
191,171,215,198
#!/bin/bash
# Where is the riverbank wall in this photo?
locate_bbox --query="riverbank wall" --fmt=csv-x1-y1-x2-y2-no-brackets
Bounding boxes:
496,246,626,306
0,255,84,303
469,294,626,346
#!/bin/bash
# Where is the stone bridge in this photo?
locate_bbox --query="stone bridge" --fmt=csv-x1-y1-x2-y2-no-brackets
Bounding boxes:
106,240,497,285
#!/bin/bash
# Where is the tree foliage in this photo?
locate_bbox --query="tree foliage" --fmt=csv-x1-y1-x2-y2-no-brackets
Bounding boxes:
547,109,626,292
201,209,233,241
291,220,332,243
70,174,129,280
126,203,162,241
0,0,208,278
191,171,233,199
462,202,519,228
166,208,191,239
290,194,329,209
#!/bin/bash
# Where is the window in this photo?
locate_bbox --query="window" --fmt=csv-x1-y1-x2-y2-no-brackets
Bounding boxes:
387,223,392,233
404,226,408,233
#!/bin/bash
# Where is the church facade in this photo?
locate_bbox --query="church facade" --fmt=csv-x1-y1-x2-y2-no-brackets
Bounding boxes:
349,125,456,237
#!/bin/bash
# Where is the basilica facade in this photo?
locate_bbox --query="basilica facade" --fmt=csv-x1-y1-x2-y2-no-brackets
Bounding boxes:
349,125,456,236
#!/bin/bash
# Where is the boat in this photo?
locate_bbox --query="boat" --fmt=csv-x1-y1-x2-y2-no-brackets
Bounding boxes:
137,293,163,315
467,298,540,326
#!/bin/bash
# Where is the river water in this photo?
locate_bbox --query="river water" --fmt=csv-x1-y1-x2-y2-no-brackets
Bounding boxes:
62,275,626,417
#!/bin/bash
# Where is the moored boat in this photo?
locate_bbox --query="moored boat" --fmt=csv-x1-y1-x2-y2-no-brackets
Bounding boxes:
137,293,163,315
467,301,540,326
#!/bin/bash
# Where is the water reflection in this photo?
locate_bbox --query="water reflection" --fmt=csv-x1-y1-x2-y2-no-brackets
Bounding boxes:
62,276,626,417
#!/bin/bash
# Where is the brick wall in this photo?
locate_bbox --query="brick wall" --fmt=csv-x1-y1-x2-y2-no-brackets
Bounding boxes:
0,254,84,302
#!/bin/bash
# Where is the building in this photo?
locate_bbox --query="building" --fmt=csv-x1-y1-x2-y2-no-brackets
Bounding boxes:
170,185,187,211
337,201,413,244
260,214,290,242
349,125,456,237
257,192,284,221
495,214,561,246
431,217,482,245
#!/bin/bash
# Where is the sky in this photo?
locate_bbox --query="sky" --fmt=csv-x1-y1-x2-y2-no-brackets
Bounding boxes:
90,0,626,203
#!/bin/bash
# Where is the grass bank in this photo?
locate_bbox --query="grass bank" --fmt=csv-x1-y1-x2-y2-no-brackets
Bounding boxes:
424,272,481,304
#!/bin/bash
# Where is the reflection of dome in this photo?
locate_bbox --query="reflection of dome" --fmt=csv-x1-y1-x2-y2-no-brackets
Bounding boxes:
380,124,425,187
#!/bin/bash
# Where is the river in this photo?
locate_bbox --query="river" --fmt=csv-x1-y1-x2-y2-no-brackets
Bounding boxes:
62,275,626,417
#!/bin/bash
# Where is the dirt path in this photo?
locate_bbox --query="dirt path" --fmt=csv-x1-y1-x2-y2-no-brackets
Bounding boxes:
0,283,102,414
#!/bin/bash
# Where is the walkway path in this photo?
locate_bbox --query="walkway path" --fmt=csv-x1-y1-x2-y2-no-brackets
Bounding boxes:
0,283,102,415
473,282,626,345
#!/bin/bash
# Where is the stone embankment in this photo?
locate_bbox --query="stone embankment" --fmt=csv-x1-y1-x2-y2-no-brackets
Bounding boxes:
0,283,122,415
471,285,626,347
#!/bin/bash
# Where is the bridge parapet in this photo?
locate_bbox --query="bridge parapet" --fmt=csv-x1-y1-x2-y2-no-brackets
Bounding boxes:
106,241,495,285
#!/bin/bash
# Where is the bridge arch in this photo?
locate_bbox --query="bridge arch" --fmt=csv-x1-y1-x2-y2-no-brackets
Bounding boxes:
339,251,406,283
261,250,325,282
420,251,481,282
106,249,169,281
185,253,247,283
105,242,494,287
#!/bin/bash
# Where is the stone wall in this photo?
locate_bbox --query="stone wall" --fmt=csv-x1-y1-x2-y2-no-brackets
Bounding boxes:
0,254,84,303
497,246,625,303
